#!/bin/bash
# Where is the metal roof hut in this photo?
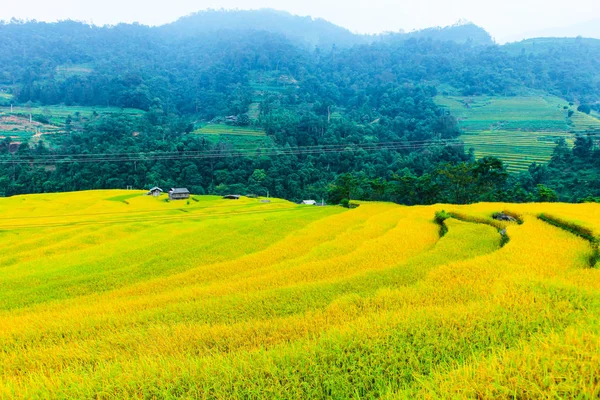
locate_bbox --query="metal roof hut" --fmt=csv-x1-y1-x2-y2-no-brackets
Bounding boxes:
169,188,190,200
147,187,163,197
302,200,317,205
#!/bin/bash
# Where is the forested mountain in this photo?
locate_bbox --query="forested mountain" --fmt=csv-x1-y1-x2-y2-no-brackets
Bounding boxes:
161,9,363,49
0,10,599,203
381,22,493,46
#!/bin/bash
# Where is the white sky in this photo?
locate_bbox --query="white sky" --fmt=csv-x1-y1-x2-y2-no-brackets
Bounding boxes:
1,0,599,43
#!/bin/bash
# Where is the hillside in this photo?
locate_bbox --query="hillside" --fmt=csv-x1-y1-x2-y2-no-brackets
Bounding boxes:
0,11,599,202
435,94,600,171
0,105,144,143
0,190,599,397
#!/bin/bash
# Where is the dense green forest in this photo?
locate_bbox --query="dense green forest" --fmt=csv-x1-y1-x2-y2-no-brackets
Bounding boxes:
0,10,599,203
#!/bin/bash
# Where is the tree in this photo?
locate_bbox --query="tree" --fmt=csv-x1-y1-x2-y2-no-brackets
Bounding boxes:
237,113,251,126
327,173,358,204
536,184,558,202
473,156,508,199
577,104,591,115
573,135,593,159
436,162,478,204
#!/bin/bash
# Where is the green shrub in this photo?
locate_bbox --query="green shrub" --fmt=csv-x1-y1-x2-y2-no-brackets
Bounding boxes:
434,210,451,237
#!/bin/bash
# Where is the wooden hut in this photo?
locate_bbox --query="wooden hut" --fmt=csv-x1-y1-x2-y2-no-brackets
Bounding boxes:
147,187,163,197
169,188,190,200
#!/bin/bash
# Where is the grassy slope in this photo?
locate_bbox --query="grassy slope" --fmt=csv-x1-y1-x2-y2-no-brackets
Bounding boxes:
0,191,599,397
435,95,600,172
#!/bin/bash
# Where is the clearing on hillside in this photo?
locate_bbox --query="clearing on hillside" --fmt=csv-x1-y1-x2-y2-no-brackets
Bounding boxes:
193,123,266,136
0,105,145,141
0,190,599,398
435,95,600,172
54,64,94,80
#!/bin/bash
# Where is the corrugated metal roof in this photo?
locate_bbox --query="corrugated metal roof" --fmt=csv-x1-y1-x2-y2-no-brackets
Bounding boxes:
170,188,190,194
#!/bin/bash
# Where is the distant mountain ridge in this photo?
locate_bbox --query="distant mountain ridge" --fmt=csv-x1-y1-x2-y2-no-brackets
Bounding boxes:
509,19,600,43
379,23,493,46
162,9,494,48
161,9,362,49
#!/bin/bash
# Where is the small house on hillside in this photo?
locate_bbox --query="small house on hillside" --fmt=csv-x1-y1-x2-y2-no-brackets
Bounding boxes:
223,194,241,200
302,200,317,205
169,188,190,200
147,187,163,197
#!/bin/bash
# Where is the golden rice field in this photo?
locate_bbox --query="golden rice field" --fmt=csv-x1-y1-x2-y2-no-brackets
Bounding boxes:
0,190,599,398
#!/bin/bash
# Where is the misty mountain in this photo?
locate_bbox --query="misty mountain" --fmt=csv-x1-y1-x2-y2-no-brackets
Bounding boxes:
512,19,600,42
1,7,599,114
161,9,365,49
162,9,494,48
381,23,494,46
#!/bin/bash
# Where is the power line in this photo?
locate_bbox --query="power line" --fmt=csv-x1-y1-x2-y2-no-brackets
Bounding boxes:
2,139,451,159
1,132,597,165
6,132,600,160
0,142,462,164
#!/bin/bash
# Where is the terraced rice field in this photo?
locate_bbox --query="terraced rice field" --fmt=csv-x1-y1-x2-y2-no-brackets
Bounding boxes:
460,130,572,171
435,95,600,172
194,124,266,136
0,190,599,398
570,110,600,133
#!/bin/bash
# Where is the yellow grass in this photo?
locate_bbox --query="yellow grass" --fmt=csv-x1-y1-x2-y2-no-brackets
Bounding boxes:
0,191,598,398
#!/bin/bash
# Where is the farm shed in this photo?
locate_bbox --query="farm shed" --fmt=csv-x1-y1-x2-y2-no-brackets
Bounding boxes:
169,188,190,200
147,187,163,197
302,200,317,205
223,195,241,200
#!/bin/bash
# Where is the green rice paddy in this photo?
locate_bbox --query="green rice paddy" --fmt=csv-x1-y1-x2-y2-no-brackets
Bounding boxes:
194,124,266,136
436,95,600,172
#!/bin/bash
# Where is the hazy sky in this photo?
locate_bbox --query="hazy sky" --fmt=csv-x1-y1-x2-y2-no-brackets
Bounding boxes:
2,0,599,43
